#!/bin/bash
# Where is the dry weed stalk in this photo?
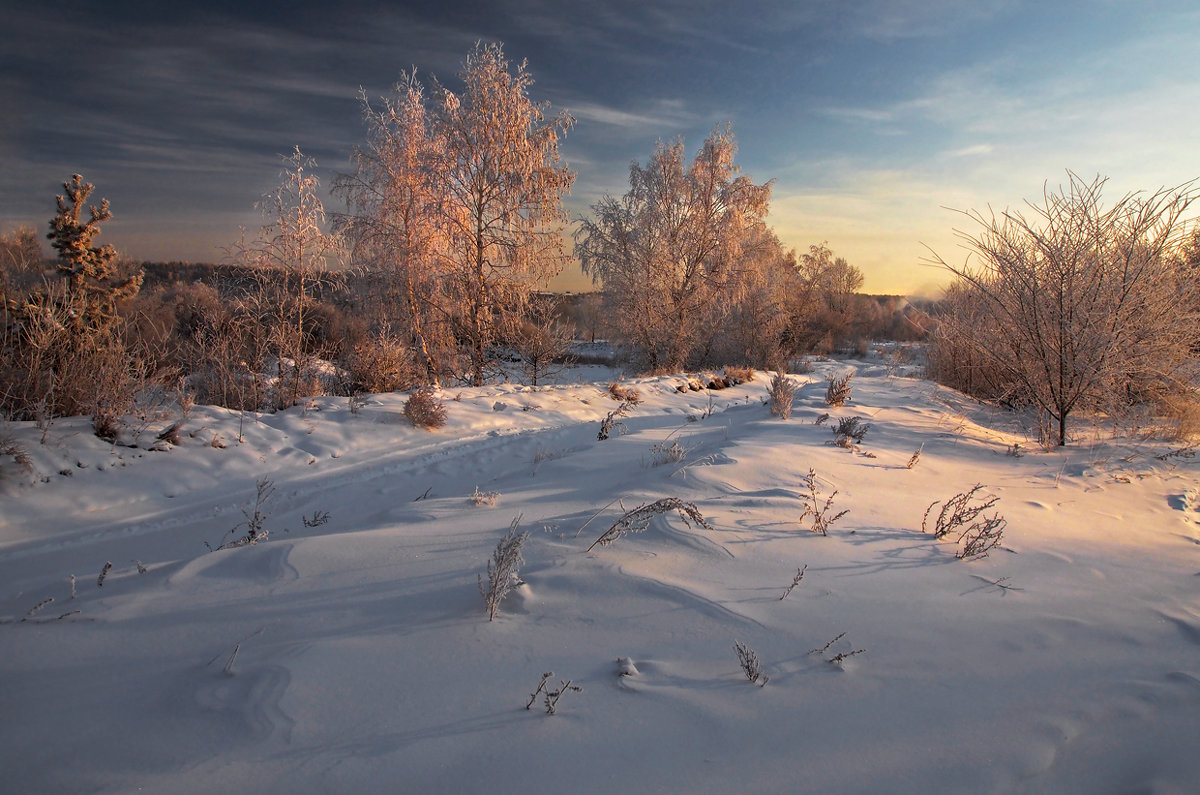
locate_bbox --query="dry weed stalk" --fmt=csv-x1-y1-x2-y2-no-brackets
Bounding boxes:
597,400,633,440
799,469,848,536
479,516,529,621
779,565,807,600
922,484,1007,559
587,498,712,551
734,641,768,686
906,445,923,469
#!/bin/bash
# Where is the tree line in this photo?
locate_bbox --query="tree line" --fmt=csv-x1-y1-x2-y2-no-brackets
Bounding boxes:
3,42,1196,447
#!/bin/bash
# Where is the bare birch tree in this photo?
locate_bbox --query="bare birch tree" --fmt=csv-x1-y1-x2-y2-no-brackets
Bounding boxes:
927,173,1199,445
575,124,772,371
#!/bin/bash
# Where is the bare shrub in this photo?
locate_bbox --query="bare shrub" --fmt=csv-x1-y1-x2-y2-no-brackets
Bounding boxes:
608,382,640,403
646,439,687,467
825,371,853,407
479,516,529,621
0,430,33,478
734,641,768,686
768,371,796,419
208,478,276,551
926,173,1199,447
471,486,500,507
344,325,417,394
403,387,447,429
587,498,712,551
832,416,870,448
515,295,576,386
724,365,754,384
922,484,1007,559
799,468,848,536
1162,394,1200,441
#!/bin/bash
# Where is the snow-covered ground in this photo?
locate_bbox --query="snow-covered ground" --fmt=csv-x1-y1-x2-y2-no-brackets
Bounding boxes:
2,357,1198,793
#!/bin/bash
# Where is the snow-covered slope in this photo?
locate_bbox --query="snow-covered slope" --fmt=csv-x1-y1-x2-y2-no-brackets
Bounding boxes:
2,360,1198,793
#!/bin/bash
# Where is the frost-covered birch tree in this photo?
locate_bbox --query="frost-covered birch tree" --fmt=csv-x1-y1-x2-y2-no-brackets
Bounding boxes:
575,125,772,371
336,74,451,386
433,42,575,386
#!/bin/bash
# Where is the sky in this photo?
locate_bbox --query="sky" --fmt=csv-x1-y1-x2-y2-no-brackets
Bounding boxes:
3,0,1199,296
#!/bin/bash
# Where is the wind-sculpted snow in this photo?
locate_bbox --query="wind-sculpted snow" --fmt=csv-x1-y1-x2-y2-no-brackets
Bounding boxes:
1,357,1198,792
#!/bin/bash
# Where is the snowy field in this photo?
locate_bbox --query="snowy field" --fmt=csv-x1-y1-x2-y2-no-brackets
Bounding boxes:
2,356,1199,793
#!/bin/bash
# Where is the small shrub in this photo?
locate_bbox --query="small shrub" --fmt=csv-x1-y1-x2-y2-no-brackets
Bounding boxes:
799,468,848,536
832,416,870,448
646,439,687,467
210,477,275,550
768,371,796,419
587,497,712,551
471,486,500,507
608,382,640,403
0,431,33,478
724,365,754,384
734,641,768,686
479,516,529,621
302,510,330,527
344,326,417,394
403,387,447,429
825,371,853,407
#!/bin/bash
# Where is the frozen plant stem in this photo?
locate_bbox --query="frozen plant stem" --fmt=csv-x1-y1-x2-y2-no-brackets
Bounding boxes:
588,498,712,551
479,516,529,620
779,565,807,600
734,640,768,685
22,596,54,621
526,671,553,709
544,679,582,714
224,643,240,677
799,469,849,536
97,561,112,588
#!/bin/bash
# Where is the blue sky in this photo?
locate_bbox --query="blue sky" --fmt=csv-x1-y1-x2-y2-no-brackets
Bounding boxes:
3,0,1198,294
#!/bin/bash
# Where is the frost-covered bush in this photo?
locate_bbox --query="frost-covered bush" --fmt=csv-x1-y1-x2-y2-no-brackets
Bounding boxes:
768,371,796,419
403,387,447,429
